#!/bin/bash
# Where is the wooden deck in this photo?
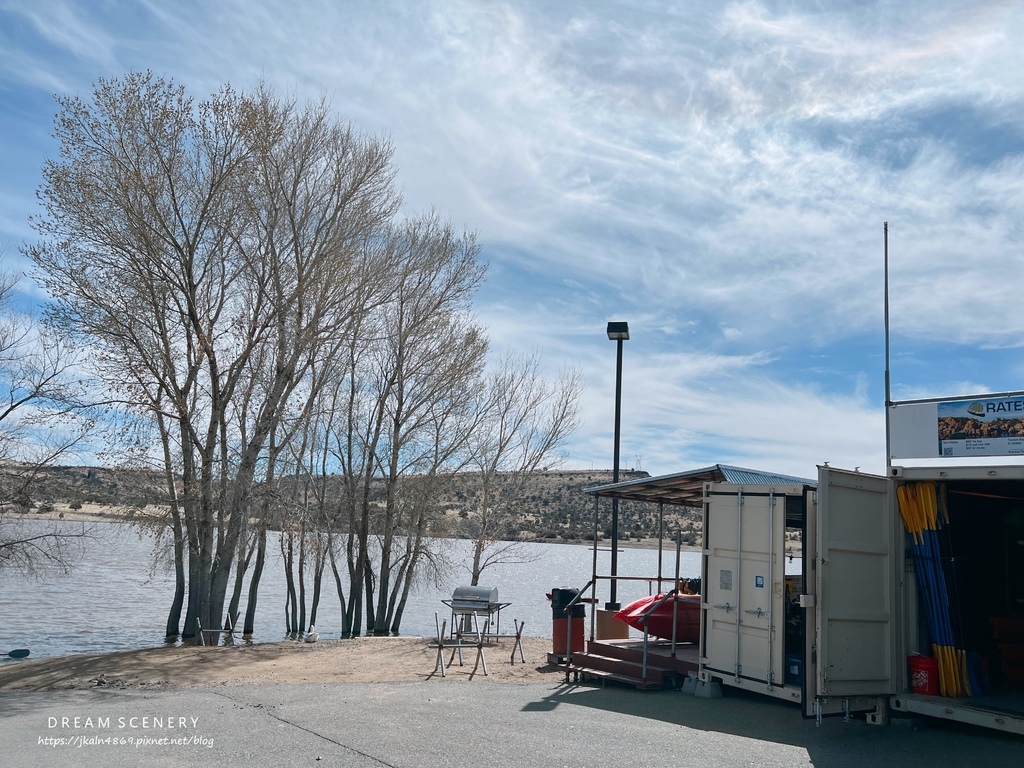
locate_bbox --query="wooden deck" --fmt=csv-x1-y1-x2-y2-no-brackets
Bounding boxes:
554,638,700,690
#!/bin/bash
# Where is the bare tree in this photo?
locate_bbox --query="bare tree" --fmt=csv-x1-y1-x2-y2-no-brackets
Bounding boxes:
464,352,583,586
0,256,95,578
22,71,584,641
324,213,486,635
367,219,486,634
26,73,399,639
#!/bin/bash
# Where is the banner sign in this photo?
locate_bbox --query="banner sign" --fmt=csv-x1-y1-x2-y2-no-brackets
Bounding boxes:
889,395,1024,459
937,397,1024,457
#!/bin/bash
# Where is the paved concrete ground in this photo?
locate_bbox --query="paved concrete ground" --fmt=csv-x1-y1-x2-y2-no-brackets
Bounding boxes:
1,679,1020,767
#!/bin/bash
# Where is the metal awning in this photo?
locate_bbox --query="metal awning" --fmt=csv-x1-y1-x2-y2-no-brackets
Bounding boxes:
582,463,815,508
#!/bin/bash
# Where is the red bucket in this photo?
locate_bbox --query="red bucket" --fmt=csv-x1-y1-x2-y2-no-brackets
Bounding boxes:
908,654,939,696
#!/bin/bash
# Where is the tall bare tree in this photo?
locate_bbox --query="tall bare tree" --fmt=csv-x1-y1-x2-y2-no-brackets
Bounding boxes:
320,213,486,635
369,217,486,633
26,73,399,639
24,72,584,641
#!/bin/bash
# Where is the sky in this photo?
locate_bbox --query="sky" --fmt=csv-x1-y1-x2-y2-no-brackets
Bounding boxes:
1,0,1024,479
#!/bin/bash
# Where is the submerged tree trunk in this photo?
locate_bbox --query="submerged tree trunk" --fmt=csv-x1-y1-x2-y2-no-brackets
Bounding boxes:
309,535,326,628
183,474,216,642
391,504,432,634
362,556,376,636
283,533,298,635
165,504,186,638
156,411,186,639
243,523,268,635
227,530,255,631
328,535,349,637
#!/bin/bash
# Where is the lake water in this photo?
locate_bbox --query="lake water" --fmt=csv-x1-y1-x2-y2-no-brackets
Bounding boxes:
0,520,723,661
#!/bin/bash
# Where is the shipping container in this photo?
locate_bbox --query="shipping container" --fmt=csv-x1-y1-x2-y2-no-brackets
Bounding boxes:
698,464,1024,735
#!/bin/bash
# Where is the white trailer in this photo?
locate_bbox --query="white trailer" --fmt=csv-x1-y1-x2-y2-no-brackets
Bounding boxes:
698,464,1024,735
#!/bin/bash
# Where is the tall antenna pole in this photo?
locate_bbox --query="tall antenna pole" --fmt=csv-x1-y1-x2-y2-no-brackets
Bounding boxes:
884,221,892,469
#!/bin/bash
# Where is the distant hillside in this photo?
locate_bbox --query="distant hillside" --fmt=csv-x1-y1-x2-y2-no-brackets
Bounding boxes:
437,469,704,546
0,463,705,547
0,462,166,512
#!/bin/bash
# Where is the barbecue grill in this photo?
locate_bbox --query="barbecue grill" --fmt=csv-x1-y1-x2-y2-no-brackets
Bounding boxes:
443,586,510,638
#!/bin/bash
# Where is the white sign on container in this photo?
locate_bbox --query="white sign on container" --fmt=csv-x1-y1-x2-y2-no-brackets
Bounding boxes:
889,395,1024,459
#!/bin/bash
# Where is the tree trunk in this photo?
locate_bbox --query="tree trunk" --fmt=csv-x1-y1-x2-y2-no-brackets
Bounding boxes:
298,520,307,633
470,538,484,587
227,531,254,631
184,508,215,642
157,412,185,639
242,428,279,636
309,536,326,628
470,483,489,586
283,533,298,635
165,504,186,638
243,523,267,634
207,475,251,632
391,510,429,634
328,535,349,637
362,556,376,635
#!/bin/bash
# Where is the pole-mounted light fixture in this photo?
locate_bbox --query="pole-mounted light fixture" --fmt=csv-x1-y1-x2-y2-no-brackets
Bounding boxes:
606,321,629,610
607,322,629,341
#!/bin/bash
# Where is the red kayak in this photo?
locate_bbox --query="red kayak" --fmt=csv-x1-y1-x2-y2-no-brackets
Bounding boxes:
613,593,701,643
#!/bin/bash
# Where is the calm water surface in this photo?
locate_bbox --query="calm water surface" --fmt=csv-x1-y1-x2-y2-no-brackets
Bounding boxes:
0,520,720,660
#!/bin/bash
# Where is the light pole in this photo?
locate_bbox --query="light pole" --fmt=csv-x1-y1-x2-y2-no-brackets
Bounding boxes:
606,320,629,610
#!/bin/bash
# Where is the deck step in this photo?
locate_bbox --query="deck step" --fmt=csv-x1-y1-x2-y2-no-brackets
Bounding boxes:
571,652,671,678
564,641,700,691
567,652,680,690
586,640,696,664
573,667,665,691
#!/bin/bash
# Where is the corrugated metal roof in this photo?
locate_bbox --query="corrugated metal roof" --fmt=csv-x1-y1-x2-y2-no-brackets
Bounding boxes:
582,463,815,507
717,465,814,486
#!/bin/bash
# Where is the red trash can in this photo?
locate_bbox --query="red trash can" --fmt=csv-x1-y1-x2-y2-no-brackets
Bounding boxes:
551,588,585,654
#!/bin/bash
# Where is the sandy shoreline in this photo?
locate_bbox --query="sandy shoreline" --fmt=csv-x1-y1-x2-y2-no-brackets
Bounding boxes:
0,636,561,692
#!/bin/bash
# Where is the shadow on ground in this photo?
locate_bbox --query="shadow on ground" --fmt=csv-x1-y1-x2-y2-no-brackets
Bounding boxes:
524,680,1023,767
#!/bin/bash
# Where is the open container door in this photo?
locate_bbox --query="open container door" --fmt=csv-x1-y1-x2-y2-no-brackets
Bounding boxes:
805,466,896,721
888,464,1024,735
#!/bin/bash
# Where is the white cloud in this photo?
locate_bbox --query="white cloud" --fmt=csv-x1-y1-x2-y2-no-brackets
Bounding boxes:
2,0,1024,477
569,347,884,478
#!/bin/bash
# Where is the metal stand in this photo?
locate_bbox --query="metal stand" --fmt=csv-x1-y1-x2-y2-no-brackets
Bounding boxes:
510,620,526,665
446,615,489,677
432,612,527,678
432,612,490,677
196,618,225,647
197,614,246,646
433,613,448,678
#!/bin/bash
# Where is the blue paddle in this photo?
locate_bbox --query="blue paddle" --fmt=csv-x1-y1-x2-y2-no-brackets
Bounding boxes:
4,649,29,659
